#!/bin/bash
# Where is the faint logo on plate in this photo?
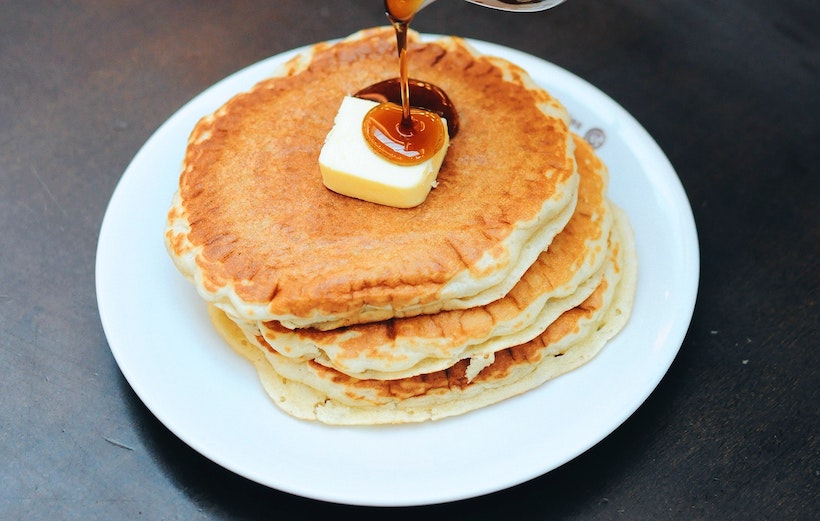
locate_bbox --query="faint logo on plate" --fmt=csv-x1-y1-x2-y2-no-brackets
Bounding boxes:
570,117,606,149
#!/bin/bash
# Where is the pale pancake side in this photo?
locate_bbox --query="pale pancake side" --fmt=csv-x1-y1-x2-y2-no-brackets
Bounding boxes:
166,27,578,329
209,205,637,425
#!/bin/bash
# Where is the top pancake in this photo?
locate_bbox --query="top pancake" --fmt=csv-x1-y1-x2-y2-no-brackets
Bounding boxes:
165,27,578,329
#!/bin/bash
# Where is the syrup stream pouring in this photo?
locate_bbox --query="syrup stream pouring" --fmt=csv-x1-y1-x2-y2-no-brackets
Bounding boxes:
370,0,566,164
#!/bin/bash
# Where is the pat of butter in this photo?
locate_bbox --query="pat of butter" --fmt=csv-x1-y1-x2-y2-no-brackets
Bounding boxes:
319,96,449,208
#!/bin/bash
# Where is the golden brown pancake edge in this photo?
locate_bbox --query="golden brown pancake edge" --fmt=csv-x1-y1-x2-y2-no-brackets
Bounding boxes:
165,27,579,329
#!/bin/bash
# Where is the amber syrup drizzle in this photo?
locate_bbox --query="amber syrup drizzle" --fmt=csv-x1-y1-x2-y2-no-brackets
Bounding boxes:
358,0,451,165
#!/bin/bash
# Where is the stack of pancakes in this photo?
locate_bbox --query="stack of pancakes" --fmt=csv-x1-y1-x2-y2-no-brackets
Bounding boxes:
165,28,637,425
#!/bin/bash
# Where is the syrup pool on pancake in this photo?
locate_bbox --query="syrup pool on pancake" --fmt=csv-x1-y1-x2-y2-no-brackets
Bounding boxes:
360,0,567,165
358,0,453,166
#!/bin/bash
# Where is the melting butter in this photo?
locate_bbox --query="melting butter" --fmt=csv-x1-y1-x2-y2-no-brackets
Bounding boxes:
319,96,449,208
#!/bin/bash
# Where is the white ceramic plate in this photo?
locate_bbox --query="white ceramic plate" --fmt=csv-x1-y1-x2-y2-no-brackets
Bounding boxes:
96,37,699,507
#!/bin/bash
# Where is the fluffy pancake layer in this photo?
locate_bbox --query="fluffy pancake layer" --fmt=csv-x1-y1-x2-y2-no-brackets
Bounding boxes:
165,27,579,329
209,205,636,425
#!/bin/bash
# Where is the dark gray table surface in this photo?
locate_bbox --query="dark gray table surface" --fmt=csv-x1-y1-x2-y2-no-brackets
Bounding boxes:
1,1,817,519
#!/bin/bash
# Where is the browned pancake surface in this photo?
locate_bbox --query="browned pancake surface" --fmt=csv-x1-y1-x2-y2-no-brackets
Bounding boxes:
169,28,574,321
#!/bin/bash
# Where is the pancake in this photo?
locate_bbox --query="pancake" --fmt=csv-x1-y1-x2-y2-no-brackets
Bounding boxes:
230,135,613,381
165,27,579,330
208,204,637,425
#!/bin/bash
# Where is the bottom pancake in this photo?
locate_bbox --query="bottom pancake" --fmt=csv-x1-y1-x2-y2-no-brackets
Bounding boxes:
208,206,637,425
